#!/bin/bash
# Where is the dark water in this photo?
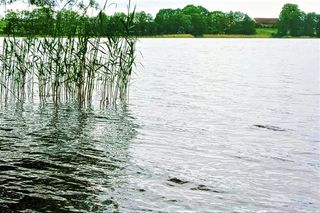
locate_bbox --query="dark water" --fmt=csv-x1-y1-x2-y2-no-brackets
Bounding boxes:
1,39,320,212
0,103,136,212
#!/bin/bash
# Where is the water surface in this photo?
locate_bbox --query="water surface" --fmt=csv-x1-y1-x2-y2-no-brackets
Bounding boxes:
1,38,320,212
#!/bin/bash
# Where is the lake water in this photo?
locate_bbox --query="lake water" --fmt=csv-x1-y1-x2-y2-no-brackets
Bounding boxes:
0,38,319,212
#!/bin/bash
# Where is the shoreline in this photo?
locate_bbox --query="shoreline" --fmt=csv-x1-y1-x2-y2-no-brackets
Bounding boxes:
139,34,319,39
138,29,318,39
0,34,318,39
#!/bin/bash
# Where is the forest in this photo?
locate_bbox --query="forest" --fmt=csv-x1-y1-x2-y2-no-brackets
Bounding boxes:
0,3,319,37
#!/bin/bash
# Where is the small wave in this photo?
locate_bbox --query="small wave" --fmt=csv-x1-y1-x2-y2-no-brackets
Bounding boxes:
167,177,189,184
254,124,286,132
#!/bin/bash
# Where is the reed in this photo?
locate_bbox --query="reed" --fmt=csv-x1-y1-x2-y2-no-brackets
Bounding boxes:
0,0,137,107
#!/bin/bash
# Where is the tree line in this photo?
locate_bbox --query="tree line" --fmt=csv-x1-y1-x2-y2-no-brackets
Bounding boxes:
278,3,320,37
0,4,256,37
0,3,319,37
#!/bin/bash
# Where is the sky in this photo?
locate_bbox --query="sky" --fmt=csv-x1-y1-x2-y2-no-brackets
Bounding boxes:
1,0,320,18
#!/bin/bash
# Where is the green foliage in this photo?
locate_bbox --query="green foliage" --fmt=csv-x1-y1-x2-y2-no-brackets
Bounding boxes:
278,4,298,35
2,3,317,37
154,9,182,34
180,5,209,36
241,15,256,34
277,3,319,37
133,12,154,35
256,28,277,37
2,10,20,35
56,9,80,37
0,3,257,37
225,12,255,35
304,13,317,36
317,15,320,37
207,11,226,34
0,20,5,34
153,5,255,36
107,12,128,36
181,5,208,36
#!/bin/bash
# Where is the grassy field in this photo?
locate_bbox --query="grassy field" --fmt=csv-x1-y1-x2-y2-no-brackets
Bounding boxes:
203,28,277,38
256,28,277,37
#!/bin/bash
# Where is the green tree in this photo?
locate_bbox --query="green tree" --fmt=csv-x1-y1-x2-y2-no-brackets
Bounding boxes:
95,12,110,36
304,12,317,36
154,9,182,34
181,5,208,36
278,3,305,36
182,5,208,16
3,10,21,35
207,11,226,34
133,11,154,35
317,14,320,37
107,12,127,36
27,7,55,36
241,14,256,35
225,12,255,35
56,9,80,36
177,14,192,33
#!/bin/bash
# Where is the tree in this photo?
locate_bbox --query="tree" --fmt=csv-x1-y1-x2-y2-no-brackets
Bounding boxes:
56,9,80,36
181,5,208,36
133,11,154,35
224,12,255,35
241,14,256,35
278,3,305,36
154,9,182,34
28,7,55,36
304,12,317,36
207,11,226,34
178,14,192,33
3,10,21,35
317,14,320,37
2,2,318,37
107,12,127,36
190,13,207,35
182,5,209,16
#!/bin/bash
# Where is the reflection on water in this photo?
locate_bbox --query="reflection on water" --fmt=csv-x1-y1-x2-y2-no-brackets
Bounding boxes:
0,102,136,212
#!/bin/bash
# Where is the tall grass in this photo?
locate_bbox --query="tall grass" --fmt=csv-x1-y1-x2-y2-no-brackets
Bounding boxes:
0,0,137,107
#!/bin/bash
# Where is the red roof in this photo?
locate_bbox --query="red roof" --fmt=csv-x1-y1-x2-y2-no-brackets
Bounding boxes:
254,18,278,25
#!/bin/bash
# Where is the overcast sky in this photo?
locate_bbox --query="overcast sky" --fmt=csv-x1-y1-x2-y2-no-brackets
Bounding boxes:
1,0,320,18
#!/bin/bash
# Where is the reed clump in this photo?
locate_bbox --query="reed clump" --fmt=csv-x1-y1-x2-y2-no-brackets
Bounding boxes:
0,0,137,107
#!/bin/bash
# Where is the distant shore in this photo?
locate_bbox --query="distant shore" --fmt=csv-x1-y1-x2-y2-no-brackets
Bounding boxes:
139,34,319,39
0,28,318,39
139,28,277,38
0,34,317,39
140,34,271,38
0,27,317,39
139,28,319,39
